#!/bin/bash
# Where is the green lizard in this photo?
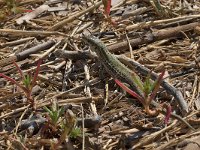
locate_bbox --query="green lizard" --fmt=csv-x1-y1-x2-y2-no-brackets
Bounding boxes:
82,34,195,131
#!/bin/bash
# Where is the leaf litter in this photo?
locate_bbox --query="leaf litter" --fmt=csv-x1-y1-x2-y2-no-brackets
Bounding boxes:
0,0,200,149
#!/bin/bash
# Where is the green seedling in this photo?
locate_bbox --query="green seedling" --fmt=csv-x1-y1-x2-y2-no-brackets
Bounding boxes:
43,104,79,149
58,109,77,145
70,127,82,138
115,70,171,124
43,104,65,130
0,59,42,108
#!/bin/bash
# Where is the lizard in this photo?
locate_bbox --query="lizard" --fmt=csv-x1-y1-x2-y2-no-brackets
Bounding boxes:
82,34,195,131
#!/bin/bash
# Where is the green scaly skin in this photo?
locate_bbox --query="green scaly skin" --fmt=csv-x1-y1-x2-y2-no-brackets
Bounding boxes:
83,35,144,97
83,34,195,131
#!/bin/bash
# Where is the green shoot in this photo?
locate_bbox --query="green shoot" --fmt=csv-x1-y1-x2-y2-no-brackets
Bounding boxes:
43,104,78,149
130,72,144,94
115,70,171,122
70,127,82,138
143,73,152,97
43,105,64,127
23,74,31,89
58,109,77,145
147,70,165,105
0,59,42,107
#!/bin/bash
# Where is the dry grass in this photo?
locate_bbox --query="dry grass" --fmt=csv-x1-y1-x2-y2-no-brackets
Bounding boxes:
0,0,200,149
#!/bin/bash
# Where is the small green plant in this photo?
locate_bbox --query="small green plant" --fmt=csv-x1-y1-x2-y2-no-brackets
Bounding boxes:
43,104,65,131
0,59,42,108
58,109,77,144
115,70,171,123
70,127,82,138
43,104,79,149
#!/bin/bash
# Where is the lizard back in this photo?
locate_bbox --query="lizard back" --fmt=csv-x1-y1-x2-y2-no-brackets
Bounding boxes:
83,35,144,97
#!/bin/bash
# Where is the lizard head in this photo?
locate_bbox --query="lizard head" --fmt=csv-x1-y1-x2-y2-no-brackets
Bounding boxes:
82,34,107,55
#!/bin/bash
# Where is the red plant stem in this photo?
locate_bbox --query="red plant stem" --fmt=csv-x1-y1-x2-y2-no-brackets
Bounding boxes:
115,79,145,105
144,104,159,116
147,70,165,105
102,0,111,16
0,73,24,90
32,59,42,88
162,103,172,124
13,61,25,80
